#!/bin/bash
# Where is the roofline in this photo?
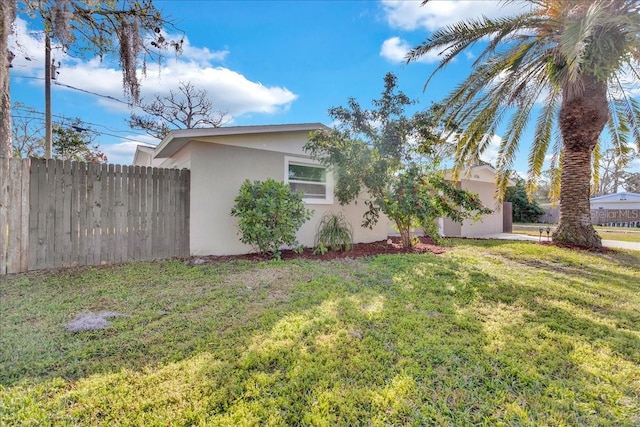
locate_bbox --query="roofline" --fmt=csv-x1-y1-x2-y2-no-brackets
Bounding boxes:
443,164,516,186
590,192,640,201
154,123,330,158
132,144,157,165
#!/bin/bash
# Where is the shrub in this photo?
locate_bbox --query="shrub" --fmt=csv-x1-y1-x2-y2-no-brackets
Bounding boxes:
314,212,354,252
231,179,312,259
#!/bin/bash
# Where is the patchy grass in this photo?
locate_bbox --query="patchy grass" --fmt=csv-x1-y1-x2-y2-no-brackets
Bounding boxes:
512,224,640,243
1,241,639,426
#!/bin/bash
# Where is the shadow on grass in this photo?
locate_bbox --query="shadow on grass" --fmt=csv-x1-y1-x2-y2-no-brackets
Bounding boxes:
1,246,639,425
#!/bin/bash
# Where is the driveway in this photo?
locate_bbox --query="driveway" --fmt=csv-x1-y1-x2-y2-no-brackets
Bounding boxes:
474,233,640,251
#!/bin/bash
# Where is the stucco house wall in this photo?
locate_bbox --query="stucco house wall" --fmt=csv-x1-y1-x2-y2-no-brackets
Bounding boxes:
134,124,388,256
440,165,509,238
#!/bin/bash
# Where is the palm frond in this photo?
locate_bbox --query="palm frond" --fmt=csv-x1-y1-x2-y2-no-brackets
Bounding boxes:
526,83,560,196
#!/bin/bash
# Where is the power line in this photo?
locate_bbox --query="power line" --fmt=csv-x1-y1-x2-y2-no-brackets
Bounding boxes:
11,73,132,105
12,114,156,145
53,81,132,105
12,105,149,136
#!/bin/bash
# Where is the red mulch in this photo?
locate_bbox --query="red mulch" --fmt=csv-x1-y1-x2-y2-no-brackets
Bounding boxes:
191,236,449,264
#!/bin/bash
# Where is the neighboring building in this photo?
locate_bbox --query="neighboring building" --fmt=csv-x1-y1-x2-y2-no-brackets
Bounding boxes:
439,164,513,237
590,192,640,225
590,192,640,210
133,123,388,256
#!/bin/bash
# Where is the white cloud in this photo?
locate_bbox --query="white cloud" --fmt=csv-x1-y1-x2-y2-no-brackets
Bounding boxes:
9,17,297,120
101,136,158,166
380,37,409,62
381,0,528,32
8,17,49,72
380,36,440,63
479,134,501,166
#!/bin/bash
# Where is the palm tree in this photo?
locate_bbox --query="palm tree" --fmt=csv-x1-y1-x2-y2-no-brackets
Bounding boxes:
407,0,640,248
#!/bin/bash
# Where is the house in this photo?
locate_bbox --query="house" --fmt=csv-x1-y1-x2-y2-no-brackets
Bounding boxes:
133,123,388,256
590,192,640,225
439,164,512,237
134,124,508,256
590,192,640,210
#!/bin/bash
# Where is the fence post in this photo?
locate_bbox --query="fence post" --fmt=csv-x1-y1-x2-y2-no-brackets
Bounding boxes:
502,202,513,233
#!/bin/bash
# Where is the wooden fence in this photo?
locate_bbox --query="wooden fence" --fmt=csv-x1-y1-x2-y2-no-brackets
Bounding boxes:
1,158,190,275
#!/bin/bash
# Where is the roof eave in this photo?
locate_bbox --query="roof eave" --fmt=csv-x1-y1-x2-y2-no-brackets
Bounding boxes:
153,123,329,159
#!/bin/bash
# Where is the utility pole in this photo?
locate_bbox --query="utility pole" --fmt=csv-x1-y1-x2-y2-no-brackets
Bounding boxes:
44,33,52,159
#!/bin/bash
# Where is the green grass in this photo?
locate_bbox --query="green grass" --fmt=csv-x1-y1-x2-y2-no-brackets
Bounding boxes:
1,240,639,426
513,224,640,243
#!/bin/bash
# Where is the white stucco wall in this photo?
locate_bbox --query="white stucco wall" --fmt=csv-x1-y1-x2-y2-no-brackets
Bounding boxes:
441,180,503,237
460,180,503,237
188,140,387,256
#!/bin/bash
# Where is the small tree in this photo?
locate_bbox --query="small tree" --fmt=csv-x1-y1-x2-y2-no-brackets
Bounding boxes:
129,81,228,140
505,177,545,223
306,73,490,248
231,179,312,259
52,120,107,163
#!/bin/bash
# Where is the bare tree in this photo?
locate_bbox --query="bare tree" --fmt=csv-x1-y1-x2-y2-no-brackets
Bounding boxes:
623,172,640,193
129,81,228,140
11,103,45,158
594,148,638,196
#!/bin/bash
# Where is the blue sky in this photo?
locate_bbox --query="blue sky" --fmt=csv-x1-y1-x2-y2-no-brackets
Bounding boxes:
9,0,637,174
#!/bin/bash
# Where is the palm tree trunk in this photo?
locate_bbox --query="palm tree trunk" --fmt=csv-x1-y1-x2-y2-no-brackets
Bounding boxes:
553,75,608,248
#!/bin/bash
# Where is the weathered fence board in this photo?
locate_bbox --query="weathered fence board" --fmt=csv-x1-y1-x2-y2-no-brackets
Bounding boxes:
0,158,30,274
1,158,190,275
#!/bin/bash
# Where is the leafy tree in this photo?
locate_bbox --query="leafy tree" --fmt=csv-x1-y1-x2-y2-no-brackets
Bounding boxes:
230,179,312,259
1,0,183,158
52,120,107,163
505,177,545,223
11,105,106,162
407,0,640,248
305,73,491,248
129,81,228,140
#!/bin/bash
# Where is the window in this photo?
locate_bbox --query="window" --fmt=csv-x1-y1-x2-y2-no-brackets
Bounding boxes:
285,157,333,204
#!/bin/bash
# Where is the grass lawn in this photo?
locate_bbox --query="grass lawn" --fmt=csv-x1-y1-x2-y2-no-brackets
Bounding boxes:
1,240,639,426
512,224,640,243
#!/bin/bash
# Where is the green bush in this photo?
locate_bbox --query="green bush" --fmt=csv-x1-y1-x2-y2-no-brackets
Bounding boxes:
314,212,354,252
231,179,312,259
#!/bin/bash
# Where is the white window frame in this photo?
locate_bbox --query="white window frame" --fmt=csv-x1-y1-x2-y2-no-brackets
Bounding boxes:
284,156,333,204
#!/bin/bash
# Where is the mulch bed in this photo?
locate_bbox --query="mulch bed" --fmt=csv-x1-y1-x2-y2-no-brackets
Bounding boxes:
190,236,449,264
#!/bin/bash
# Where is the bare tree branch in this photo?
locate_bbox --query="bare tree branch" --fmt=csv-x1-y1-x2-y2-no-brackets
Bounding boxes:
129,81,228,140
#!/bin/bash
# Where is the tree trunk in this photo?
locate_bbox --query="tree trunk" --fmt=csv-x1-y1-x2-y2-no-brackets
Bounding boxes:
1,0,16,159
394,217,413,248
554,75,608,248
